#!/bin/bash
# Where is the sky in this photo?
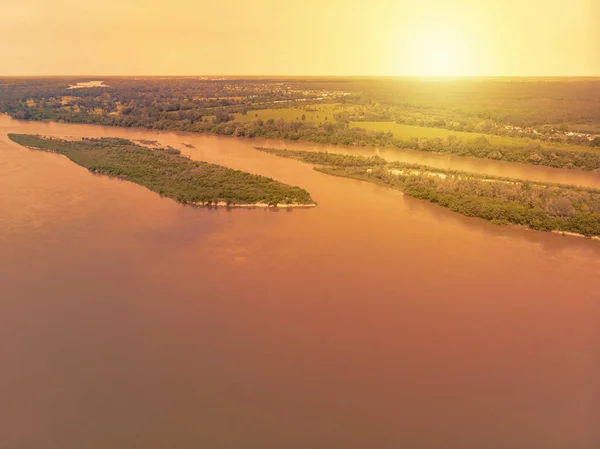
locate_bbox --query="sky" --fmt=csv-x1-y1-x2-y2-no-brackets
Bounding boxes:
0,0,599,76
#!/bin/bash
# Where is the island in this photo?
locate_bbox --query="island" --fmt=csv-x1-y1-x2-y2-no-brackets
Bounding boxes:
8,134,315,208
255,147,600,238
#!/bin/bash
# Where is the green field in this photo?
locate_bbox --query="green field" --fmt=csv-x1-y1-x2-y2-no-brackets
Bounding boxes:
350,121,483,139
234,104,344,125
350,121,527,146
349,121,600,154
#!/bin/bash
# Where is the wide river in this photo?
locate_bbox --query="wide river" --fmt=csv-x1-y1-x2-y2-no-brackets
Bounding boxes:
1,114,599,449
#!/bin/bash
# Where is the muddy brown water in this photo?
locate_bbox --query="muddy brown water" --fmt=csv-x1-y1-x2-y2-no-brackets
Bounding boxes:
1,115,599,449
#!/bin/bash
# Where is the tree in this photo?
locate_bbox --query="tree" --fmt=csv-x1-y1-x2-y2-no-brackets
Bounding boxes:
213,111,233,124
548,197,575,217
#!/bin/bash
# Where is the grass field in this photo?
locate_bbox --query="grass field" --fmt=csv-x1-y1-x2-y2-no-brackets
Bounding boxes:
234,104,344,125
349,122,485,140
350,121,592,150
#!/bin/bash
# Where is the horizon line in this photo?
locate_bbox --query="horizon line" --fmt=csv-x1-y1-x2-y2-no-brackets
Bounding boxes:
2,74,600,79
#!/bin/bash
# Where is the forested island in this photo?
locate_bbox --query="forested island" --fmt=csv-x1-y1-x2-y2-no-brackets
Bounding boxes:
8,134,314,207
2,77,600,170
255,148,600,237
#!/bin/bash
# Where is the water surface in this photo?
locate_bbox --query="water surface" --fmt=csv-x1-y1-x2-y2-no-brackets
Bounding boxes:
1,115,599,449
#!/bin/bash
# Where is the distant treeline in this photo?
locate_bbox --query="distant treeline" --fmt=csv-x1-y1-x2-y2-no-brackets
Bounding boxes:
341,78,600,132
257,147,600,237
8,134,313,207
6,76,598,130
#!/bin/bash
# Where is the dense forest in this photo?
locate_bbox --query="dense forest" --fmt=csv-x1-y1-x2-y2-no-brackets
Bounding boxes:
1,77,600,170
333,78,600,134
8,134,314,207
256,147,600,237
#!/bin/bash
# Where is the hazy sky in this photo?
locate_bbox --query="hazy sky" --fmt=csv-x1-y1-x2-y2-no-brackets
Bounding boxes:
1,0,599,76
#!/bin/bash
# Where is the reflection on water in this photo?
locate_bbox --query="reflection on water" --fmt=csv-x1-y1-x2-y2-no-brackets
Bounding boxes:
1,115,599,449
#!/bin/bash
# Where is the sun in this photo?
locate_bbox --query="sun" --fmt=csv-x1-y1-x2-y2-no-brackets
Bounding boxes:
419,32,463,76
406,28,472,77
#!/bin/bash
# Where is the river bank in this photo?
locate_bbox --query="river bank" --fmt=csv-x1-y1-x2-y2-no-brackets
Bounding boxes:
191,201,317,209
256,147,600,239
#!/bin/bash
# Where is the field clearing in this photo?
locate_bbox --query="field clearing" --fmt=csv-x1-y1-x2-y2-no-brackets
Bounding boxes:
350,121,508,142
350,121,599,154
349,121,596,151
234,104,345,125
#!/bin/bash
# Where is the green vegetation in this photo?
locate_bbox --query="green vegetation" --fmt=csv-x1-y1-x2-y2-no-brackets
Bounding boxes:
345,121,600,170
254,147,387,166
8,134,314,207
234,104,340,125
350,121,483,140
350,120,598,153
347,121,572,149
136,139,159,145
2,77,600,170
336,78,600,137
257,147,600,237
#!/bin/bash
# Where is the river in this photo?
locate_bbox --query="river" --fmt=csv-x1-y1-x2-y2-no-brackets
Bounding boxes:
1,114,599,449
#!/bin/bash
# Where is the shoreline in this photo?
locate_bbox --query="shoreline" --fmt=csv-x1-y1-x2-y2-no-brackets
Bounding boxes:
190,201,317,209
550,230,600,241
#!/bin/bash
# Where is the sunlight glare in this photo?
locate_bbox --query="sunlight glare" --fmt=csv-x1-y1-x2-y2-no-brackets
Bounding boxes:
408,28,472,77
